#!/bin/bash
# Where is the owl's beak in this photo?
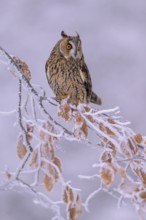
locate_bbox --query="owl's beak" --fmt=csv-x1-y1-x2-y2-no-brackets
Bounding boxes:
74,48,78,58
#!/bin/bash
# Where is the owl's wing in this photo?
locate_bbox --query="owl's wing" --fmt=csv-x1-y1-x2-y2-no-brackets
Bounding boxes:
80,63,92,98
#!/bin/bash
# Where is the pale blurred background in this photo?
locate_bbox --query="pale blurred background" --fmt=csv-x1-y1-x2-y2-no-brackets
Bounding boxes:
0,0,146,219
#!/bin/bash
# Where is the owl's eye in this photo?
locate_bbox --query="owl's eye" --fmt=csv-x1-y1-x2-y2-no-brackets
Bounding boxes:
66,43,72,50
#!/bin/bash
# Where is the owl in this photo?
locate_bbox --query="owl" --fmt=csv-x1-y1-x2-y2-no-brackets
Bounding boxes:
45,31,102,106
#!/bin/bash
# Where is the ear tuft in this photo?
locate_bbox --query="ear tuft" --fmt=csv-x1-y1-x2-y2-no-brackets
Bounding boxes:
76,31,80,38
61,31,68,38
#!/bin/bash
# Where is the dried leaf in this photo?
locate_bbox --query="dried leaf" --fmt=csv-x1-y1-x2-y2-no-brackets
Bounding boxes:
99,123,115,136
26,123,34,142
135,168,146,186
63,189,69,203
139,191,146,201
108,141,117,156
29,149,38,167
76,194,82,215
128,138,138,154
41,142,50,158
50,144,55,159
67,195,82,220
100,151,112,163
120,141,131,158
39,130,46,141
74,113,88,138
106,127,115,136
13,56,31,81
83,106,91,112
119,179,138,194
134,133,143,144
44,175,54,192
69,188,74,202
103,138,116,155
58,103,71,121
68,204,76,220
99,123,105,132
100,166,114,187
48,164,59,181
86,115,95,123
17,134,27,159
117,167,126,179
53,156,62,172
108,118,116,124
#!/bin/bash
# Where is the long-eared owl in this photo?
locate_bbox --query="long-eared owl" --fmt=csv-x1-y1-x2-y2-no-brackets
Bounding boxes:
45,31,102,105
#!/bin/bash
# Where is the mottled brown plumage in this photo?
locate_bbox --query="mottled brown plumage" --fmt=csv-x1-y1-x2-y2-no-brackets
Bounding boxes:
45,31,102,105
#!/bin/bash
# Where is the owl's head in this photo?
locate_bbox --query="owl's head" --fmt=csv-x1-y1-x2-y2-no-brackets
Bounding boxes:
59,31,83,60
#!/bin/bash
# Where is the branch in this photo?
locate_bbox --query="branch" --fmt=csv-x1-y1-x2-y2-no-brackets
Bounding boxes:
0,46,146,220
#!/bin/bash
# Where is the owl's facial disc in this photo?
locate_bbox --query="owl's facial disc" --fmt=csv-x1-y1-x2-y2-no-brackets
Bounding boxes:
60,36,82,60
69,40,82,59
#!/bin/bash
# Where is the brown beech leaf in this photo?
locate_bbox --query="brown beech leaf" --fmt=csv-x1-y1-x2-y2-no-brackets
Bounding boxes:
100,166,114,187
29,149,38,167
26,123,34,142
99,123,115,136
44,175,54,192
135,168,146,186
67,194,82,220
69,188,74,202
58,103,71,121
86,115,96,123
63,188,69,203
17,134,27,159
63,186,74,203
128,137,138,154
13,56,31,81
39,130,46,141
100,151,112,163
120,141,131,158
107,118,116,124
53,156,62,172
99,123,105,132
41,142,50,158
119,179,138,194
76,194,82,216
106,127,115,137
116,166,126,179
74,113,88,138
68,204,76,220
139,191,146,201
48,164,59,181
102,138,116,156
50,144,55,159
134,133,143,144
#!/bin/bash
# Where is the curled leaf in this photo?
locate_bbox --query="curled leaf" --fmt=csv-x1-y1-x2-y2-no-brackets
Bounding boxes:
29,149,38,167
128,138,138,154
134,133,143,144
100,151,112,163
44,175,54,192
74,113,88,138
53,156,62,172
100,166,114,187
17,134,27,159
58,103,71,121
13,56,31,81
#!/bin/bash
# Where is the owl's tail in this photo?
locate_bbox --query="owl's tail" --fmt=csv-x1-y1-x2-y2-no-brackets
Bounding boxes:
90,91,102,105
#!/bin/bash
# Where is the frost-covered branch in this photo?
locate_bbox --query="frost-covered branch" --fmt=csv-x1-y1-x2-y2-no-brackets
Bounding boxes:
0,46,146,220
